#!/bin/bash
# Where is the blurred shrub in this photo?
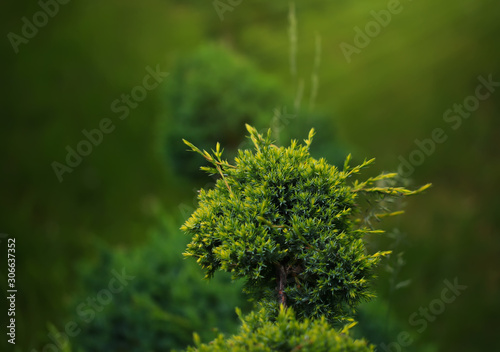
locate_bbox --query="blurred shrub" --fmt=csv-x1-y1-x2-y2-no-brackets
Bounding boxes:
353,299,438,352
164,44,285,180
70,216,250,352
354,299,413,351
163,44,345,181
182,307,373,352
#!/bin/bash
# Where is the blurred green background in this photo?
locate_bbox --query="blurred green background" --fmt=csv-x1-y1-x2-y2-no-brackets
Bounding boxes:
1,0,499,351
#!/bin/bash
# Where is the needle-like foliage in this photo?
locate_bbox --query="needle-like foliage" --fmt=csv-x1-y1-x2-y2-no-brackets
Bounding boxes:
181,125,430,323
185,307,374,352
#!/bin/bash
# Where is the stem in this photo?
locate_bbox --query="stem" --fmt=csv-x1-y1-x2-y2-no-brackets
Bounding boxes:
215,164,233,196
275,263,287,308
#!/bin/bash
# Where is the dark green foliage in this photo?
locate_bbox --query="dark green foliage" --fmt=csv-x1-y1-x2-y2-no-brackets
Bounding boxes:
165,44,285,179
71,217,250,352
183,307,373,352
181,125,429,323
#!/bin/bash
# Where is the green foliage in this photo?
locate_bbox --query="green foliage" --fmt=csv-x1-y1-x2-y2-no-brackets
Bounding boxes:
181,125,430,323
183,307,373,352
71,217,250,352
165,44,285,179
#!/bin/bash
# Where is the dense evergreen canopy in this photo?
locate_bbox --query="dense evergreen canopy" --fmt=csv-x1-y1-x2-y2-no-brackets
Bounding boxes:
182,125,429,323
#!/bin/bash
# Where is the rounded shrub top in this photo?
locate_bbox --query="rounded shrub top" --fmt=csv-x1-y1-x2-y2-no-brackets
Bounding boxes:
181,125,429,323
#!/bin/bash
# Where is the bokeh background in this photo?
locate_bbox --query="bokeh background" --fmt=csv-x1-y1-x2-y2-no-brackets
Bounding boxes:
1,1,499,351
